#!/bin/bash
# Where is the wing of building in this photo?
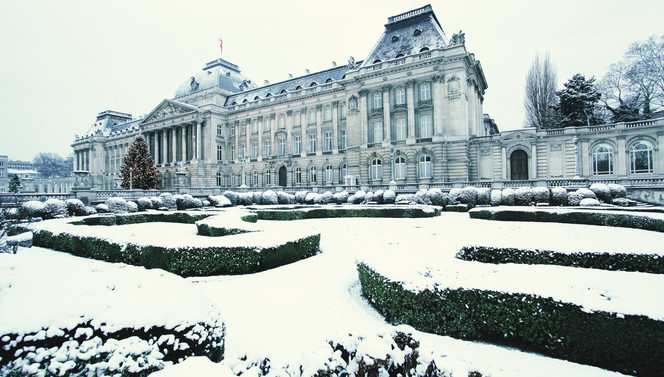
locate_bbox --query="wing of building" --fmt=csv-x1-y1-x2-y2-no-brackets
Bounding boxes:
71,5,664,193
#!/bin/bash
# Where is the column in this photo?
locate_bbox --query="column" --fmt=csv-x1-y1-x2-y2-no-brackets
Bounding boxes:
270,115,277,157
182,126,188,162
501,146,507,180
233,122,239,162
531,143,538,179
382,85,391,143
332,102,339,152
246,120,251,159
432,74,444,136
196,121,202,160
155,131,160,165
171,127,177,164
258,117,263,160
286,111,293,155
358,90,369,145
316,105,322,155
406,80,416,143
162,129,168,165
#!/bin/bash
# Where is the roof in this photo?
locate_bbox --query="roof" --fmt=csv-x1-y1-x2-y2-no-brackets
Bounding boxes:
223,64,350,107
362,4,448,66
174,58,257,98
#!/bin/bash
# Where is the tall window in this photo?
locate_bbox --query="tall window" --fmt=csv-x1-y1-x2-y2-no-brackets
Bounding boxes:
373,92,382,108
340,130,347,150
293,112,301,126
309,134,317,153
294,136,302,154
216,172,222,186
264,171,271,186
264,140,271,157
230,174,235,187
395,118,407,140
217,145,223,161
217,124,223,135
325,165,333,183
252,171,258,186
278,138,286,155
230,145,235,161
240,144,246,159
592,145,613,175
309,166,317,184
420,82,431,101
324,106,332,121
395,156,406,179
419,155,432,178
395,87,406,105
340,163,347,182
295,167,302,184
341,104,346,119
371,159,382,180
419,114,432,138
241,124,246,135
630,141,654,174
324,131,333,151
252,142,258,159
230,126,235,137
308,109,316,124
373,121,383,143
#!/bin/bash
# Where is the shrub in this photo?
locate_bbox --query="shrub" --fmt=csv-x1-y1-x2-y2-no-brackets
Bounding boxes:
476,188,491,205
364,191,374,203
413,189,432,205
374,190,385,204
383,190,396,204
136,197,153,211
65,199,87,216
318,191,333,205
613,198,629,206
83,206,97,215
150,196,163,209
550,187,568,206
209,195,232,207
333,191,349,205
251,191,261,204
222,191,239,206
532,187,550,204
351,191,366,204
105,197,129,214
160,193,177,209
42,199,67,219
395,194,414,204
608,183,627,199
513,187,533,206
202,200,210,207
262,190,278,205
576,188,597,200
447,188,462,204
95,204,110,213
173,194,186,210
182,194,202,209
567,191,583,206
304,192,318,204
426,188,445,206
580,198,601,206
126,201,139,212
501,188,515,206
458,187,478,207
276,191,293,205
589,183,612,203
490,190,502,206
295,191,308,204
238,192,253,206
20,200,46,219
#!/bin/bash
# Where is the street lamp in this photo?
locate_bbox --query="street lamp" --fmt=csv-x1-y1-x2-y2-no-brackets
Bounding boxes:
389,145,396,186
239,155,248,188
129,167,133,190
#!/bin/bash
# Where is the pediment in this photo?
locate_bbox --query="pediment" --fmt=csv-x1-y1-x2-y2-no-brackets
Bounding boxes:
500,130,536,141
142,99,198,124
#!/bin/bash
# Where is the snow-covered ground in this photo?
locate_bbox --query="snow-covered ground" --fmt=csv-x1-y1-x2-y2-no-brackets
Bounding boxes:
5,208,662,376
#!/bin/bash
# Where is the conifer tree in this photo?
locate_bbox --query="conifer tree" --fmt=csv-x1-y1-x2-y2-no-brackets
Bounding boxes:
556,74,603,128
8,174,21,193
120,135,160,190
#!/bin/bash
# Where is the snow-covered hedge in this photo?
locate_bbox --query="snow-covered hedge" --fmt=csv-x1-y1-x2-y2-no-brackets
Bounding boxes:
43,199,67,219
447,188,461,204
137,197,153,211
532,187,550,204
333,191,349,205
20,201,46,219
261,190,278,205
295,191,308,204
551,187,567,206
65,199,87,217
127,201,139,213
579,198,600,206
412,190,431,205
160,193,177,210
394,194,414,204
95,203,110,213
608,183,627,199
276,191,294,205
426,188,445,206
576,188,597,200
350,191,366,204
567,191,584,206
181,194,202,209
458,187,478,207
490,190,502,206
106,197,129,214
223,191,239,206
513,187,533,206
501,188,515,206
150,196,164,209
314,191,333,205
208,195,232,207
373,190,385,204
254,205,441,221
383,190,396,204
304,192,318,205
589,183,612,203
476,188,491,206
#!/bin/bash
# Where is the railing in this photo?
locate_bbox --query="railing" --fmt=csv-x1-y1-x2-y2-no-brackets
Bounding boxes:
0,193,75,207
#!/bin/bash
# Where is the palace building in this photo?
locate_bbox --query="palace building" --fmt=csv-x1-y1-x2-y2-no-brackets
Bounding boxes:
71,5,664,194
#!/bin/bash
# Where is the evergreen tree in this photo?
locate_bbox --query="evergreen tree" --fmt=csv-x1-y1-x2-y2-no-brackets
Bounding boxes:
8,174,21,193
120,135,160,190
556,74,603,127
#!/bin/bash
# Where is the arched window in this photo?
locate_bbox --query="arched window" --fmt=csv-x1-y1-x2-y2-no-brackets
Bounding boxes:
325,165,333,184
295,167,302,184
395,53,404,58
373,59,382,64
391,36,399,42
592,144,613,175
254,96,260,101
395,156,406,179
265,93,272,97
419,47,429,52
296,85,303,90
309,166,317,184
371,159,382,180
242,99,248,103
280,89,287,94
630,141,654,174
418,155,432,178
310,82,318,87
216,172,222,186
252,171,258,186
264,170,271,186
325,78,333,83
340,163,347,183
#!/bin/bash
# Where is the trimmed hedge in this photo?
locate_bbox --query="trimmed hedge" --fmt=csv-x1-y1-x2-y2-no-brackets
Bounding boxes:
72,212,210,226
469,208,664,233
254,206,441,221
357,262,664,376
28,228,319,277
457,245,664,274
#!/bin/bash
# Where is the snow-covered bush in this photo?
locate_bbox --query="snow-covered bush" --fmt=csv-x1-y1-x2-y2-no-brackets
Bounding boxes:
608,183,627,199
426,188,445,206
95,203,110,213
295,191,308,204
490,190,502,206
83,206,97,215
589,183,612,203
501,188,515,206
351,190,366,204
413,189,431,205
550,187,567,206
65,199,87,216
514,187,533,206
457,186,478,206
160,193,177,210
126,201,138,212
202,200,210,207
20,200,46,219
532,187,550,204
305,192,318,205
208,195,232,207
333,191,349,205
612,197,629,206
43,198,67,219
567,191,584,206
172,194,185,210
223,191,238,206
182,194,202,209
105,197,129,214
276,191,294,205
136,197,153,211
383,190,396,204
316,191,333,205
150,196,163,209
447,188,462,204
476,188,491,206
238,192,253,206
364,191,374,203
373,190,385,204
580,198,601,206
576,188,597,200
252,191,262,205
395,194,414,204
262,190,278,205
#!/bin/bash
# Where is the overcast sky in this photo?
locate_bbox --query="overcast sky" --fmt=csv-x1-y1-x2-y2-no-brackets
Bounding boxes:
1,0,662,161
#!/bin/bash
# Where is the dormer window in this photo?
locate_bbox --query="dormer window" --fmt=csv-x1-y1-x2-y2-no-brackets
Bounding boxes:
266,93,272,97
310,82,318,87
392,36,399,42
413,29,422,36
373,59,382,64
254,96,260,101
296,85,303,90
325,78,333,83
280,89,287,94
243,99,248,103
419,47,430,52
395,53,404,58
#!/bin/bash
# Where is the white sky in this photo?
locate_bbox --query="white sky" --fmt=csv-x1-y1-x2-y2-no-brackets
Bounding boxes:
1,0,662,161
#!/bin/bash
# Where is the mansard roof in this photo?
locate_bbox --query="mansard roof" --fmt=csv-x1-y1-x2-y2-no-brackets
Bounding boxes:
362,4,448,66
174,58,257,98
223,64,351,107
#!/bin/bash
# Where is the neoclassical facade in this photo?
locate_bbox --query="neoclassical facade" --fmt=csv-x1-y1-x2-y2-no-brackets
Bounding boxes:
72,5,664,193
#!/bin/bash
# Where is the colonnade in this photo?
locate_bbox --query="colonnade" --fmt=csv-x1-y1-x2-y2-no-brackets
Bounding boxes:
74,149,90,171
144,121,203,166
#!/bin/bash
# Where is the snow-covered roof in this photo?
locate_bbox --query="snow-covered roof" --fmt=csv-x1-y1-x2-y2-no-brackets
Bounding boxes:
174,58,257,98
7,169,40,175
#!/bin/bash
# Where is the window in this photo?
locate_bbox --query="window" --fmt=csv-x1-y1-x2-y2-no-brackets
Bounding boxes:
308,109,316,124
264,118,271,132
252,171,258,186
373,92,382,109
395,88,405,105
371,159,382,180
230,145,235,161
241,124,246,135
420,83,431,101
264,171,271,186
325,165,333,183
419,114,432,138
216,172,222,186
324,131,333,151
340,163,347,182
264,140,271,157
309,134,317,153
217,124,223,135
295,167,302,184
217,145,223,161
309,166,317,184
293,112,301,126
252,142,258,159
630,141,654,174
373,121,383,143
230,174,235,187
278,115,285,129
324,106,332,121
395,157,406,179
341,104,346,119
419,155,432,178
252,120,258,133
278,138,286,155
240,144,247,159
395,118,407,140
294,136,302,154
592,145,613,175
340,130,347,150
230,126,235,137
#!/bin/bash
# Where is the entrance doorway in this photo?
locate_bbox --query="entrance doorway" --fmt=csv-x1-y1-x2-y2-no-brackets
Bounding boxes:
510,149,529,180
278,166,287,187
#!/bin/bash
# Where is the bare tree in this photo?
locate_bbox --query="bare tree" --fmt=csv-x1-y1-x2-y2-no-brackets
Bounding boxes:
524,52,558,129
598,62,643,122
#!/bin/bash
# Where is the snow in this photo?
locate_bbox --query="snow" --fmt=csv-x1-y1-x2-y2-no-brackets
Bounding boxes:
5,207,660,376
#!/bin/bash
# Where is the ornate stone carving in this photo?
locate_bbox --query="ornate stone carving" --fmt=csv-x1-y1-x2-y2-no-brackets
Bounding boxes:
145,101,195,123
347,56,358,70
449,30,465,46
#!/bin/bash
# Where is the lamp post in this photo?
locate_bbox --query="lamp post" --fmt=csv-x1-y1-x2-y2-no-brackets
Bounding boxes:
102,171,106,190
389,145,397,191
240,155,247,188
129,167,133,191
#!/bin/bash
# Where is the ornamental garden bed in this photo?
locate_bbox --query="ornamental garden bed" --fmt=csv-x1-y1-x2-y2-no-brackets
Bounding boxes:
252,204,441,221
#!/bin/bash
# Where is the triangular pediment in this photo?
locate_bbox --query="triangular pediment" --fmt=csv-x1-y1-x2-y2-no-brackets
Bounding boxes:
500,129,536,141
141,99,198,124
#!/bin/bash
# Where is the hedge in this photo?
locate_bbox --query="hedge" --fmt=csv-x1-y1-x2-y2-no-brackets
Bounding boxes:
457,245,664,274
357,262,664,376
469,208,664,233
28,228,320,277
254,205,441,221
72,212,210,226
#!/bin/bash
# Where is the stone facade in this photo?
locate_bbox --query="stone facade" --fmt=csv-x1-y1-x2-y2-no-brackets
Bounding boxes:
71,5,664,193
